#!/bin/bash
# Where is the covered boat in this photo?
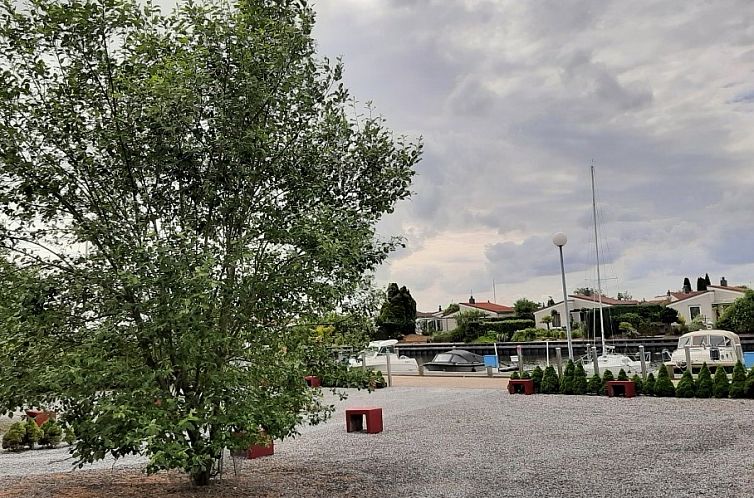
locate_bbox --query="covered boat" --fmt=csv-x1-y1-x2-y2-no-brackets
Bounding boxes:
422,349,485,372
665,330,742,374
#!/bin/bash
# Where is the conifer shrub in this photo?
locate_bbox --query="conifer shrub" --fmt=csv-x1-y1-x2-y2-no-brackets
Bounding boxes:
729,361,747,399
654,365,675,397
40,421,63,448
573,363,588,395
675,370,695,398
23,419,43,449
522,371,531,379
560,360,576,395
540,365,560,394
587,373,602,395
601,370,615,395
64,426,76,445
617,369,629,381
1,422,24,451
644,373,656,396
713,366,730,398
511,371,520,380
531,366,544,393
695,363,713,398
631,374,643,395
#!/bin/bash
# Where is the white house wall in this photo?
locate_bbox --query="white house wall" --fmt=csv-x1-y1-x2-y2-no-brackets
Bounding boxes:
667,293,715,324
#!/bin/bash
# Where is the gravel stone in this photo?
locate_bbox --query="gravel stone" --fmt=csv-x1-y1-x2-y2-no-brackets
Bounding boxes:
2,387,754,497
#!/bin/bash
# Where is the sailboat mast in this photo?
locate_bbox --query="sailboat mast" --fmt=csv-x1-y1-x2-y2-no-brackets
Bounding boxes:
591,165,607,356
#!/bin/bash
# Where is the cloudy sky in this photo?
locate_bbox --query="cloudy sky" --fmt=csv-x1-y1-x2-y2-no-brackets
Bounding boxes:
309,0,754,311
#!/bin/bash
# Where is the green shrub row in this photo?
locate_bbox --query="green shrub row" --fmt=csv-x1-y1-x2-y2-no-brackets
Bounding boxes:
2,419,64,451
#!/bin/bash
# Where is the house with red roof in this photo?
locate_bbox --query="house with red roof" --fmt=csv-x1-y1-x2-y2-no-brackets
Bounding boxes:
665,277,747,325
533,293,638,330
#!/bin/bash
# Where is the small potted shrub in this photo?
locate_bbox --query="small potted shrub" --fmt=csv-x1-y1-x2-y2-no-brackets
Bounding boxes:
644,372,656,396
654,365,675,397
573,363,588,395
601,370,615,395
630,374,643,395
729,361,747,399
587,373,602,395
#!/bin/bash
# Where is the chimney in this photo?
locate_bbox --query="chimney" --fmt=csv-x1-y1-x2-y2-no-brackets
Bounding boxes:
667,290,671,297
438,305,442,312
721,277,728,287
469,294,475,304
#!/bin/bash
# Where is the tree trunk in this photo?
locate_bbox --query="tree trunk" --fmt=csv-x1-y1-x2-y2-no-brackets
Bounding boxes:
191,467,212,486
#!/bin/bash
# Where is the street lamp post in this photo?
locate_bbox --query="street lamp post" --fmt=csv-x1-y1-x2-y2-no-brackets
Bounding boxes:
552,232,573,360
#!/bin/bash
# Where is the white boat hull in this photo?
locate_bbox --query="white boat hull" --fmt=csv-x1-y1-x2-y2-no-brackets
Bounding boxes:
583,353,644,376
349,356,419,374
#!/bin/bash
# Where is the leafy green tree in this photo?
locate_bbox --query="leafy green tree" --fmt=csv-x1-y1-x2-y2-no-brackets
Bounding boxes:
644,372,656,396
729,361,747,399
531,366,544,393
0,0,419,485
675,370,695,398
717,290,754,333
573,363,588,395
540,366,560,394
541,315,552,330
713,366,730,398
659,308,679,331
695,364,713,398
559,360,575,394
442,303,460,316
451,310,487,343
511,371,520,380
513,298,539,320
654,365,676,397
375,283,417,339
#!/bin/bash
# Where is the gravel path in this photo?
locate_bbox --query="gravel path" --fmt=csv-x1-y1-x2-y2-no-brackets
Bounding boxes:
3,388,754,497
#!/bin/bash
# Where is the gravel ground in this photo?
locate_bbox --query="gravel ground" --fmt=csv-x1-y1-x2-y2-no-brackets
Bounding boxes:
2,387,754,497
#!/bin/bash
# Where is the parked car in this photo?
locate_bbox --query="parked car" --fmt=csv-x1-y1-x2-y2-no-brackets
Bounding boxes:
422,349,485,372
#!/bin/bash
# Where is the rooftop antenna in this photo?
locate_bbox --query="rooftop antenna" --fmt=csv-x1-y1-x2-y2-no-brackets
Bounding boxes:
493,278,496,303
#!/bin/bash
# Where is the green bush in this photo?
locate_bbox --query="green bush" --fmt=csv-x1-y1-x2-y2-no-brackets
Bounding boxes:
587,373,602,395
510,328,539,342
540,366,560,394
573,363,588,395
521,370,531,379
23,419,43,449
617,369,629,381
695,363,713,398
644,373,656,396
481,319,535,337
40,421,63,448
531,366,544,393
654,365,675,397
321,368,385,390
602,370,615,395
675,370,695,398
560,360,576,395
730,361,747,399
631,374,643,395
473,334,498,344
64,426,76,445
1,422,24,451
511,371,520,380
713,366,730,399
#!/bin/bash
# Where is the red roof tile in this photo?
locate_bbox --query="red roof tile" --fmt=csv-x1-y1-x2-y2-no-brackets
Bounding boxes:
669,291,707,303
462,302,515,313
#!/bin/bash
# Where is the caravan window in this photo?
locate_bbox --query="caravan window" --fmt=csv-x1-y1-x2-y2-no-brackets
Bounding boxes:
677,337,690,348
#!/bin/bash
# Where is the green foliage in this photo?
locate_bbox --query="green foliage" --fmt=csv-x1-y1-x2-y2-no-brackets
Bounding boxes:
617,369,629,381
442,304,460,316
695,363,713,398
585,304,667,337
559,360,575,395
320,367,384,390
729,361,747,399
64,426,76,446
675,370,695,398
449,310,488,343
644,373,656,396
40,420,63,448
1,422,24,450
430,331,454,343
0,0,420,485
513,298,539,320
531,366,544,393
631,374,643,395
587,373,602,395
23,419,43,449
540,366,560,394
479,320,535,339
510,371,520,380
601,370,615,395
510,327,560,342
654,365,676,397
521,371,531,379
375,283,417,340
717,290,754,333
573,363,588,395
713,366,730,399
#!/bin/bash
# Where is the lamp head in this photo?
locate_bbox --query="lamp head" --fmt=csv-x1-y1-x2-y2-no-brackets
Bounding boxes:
552,232,567,247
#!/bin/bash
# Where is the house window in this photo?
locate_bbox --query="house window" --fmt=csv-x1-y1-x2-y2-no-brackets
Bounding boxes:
551,311,561,328
689,306,701,320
